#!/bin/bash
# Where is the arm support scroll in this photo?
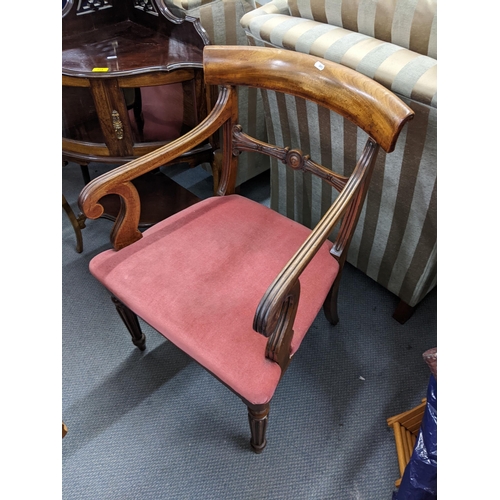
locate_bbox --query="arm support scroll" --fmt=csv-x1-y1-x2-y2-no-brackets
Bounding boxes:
256,279,301,372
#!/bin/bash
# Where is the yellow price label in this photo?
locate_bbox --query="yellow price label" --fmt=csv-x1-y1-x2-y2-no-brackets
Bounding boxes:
92,67,109,72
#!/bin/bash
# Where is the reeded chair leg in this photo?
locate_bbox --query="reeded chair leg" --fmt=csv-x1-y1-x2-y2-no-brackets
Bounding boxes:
111,296,146,350
323,278,341,326
248,404,269,454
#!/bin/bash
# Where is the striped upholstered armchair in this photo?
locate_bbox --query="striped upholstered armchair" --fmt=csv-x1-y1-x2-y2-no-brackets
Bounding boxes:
165,0,270,187
241,0,437,321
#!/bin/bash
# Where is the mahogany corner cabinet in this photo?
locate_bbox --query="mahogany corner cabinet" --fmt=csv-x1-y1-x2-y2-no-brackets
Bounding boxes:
62,0,217,226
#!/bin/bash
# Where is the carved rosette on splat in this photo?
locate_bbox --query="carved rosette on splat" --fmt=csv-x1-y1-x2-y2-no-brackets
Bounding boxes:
285,149,304,170
232,125,348,191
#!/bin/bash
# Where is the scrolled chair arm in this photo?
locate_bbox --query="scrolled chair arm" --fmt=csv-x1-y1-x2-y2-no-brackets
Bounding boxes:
254,278,301,371
78,86,234,250
253,141,378,369
252,222,333,372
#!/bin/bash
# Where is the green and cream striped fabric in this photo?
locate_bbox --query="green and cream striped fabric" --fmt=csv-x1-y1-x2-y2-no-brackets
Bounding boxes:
286,0,437,57
165,0,270,186
241,0,437,309
241,0,437,107
170,0,219,8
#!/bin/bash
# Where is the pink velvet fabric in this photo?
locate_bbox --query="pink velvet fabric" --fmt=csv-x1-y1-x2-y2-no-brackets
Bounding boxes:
128,84,184,142
90,195,339,405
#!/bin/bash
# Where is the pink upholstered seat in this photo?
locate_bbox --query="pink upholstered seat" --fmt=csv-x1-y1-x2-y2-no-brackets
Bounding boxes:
90,195,338,405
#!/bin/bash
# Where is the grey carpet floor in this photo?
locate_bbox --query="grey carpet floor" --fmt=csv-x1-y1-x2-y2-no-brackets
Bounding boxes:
62,161,437,499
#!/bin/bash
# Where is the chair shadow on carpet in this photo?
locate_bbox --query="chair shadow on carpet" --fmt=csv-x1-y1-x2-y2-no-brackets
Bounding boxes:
62,340,192,457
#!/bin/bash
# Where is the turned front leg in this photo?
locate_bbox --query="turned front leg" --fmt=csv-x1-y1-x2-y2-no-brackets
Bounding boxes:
111,296,146,350
248,404,270,454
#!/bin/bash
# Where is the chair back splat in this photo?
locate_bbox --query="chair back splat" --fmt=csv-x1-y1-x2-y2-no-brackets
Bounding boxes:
78,45,414,453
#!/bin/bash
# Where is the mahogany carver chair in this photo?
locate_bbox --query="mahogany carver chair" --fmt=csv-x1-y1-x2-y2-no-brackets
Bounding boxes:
78,46,414,453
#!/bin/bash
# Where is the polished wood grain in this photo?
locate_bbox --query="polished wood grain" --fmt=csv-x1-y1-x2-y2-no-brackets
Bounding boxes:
63,23,204,77
204,46,412,154
62,1,208,77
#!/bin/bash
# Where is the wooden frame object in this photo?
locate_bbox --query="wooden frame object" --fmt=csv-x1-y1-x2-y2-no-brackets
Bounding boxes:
78,46,414,452
387,399,427,487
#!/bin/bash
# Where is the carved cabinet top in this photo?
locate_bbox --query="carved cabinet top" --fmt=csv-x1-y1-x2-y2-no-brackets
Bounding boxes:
62,0,208,78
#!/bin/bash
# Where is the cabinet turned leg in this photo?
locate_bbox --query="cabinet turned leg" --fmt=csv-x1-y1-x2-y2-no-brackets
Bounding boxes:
111,296,146,350
133,87,144,141
80,164,91,185
62,194,86,253
248,405,269,454
392,300,415,324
